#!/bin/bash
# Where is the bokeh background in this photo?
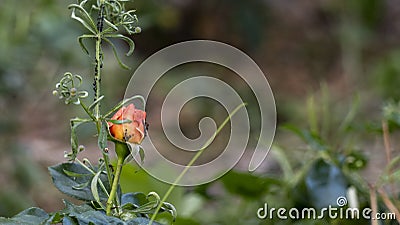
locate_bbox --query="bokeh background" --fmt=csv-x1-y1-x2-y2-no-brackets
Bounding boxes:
1,0,400,224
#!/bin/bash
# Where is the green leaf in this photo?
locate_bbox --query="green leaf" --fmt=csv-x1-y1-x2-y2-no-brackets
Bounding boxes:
70,120,80,160
72,181,91,190
121,193,166,223
121,192,148,207
91,170,106,210
60,201,163,225
68,118,91,161
161,202,177,222
68,3,97,35
130,201,158,214
49,212,63,224
138,147,145,164
61,201,117,225
102,37,130,69
77,34,95,55
107,119,132,125
49,163,111,202
124,192,162,214
104,18,118,32
120,192,175,220
62,216,79,225
88,95,105,111
0,207,50,225
104,34,135,56
98,120,109,152
63,169,92,178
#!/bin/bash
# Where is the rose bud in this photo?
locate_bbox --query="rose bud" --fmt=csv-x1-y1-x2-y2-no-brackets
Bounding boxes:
108,104,147,145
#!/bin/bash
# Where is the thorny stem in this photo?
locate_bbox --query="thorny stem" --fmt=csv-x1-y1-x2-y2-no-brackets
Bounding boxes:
93,0,113,192
94,37,102,119
106,152,125,216
94,1,105,119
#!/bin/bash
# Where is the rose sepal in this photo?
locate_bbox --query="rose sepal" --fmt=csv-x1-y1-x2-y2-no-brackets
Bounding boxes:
114,141,130,161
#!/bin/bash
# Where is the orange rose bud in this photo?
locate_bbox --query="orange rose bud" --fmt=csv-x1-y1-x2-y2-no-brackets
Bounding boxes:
108,104,147,144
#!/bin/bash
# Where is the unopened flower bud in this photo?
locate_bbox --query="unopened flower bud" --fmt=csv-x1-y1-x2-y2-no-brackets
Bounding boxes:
70,87,77,96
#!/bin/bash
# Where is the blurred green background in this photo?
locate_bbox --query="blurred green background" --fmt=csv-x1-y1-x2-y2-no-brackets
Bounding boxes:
1,0,400,224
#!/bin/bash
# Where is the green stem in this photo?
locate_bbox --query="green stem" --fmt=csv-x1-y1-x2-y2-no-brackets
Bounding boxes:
94,35,102,119
80,101,96,121
149,103,247,224
102,151,113,187
93,3,113,188
94,119,113,187
94,2,104,119
106,154,124,216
